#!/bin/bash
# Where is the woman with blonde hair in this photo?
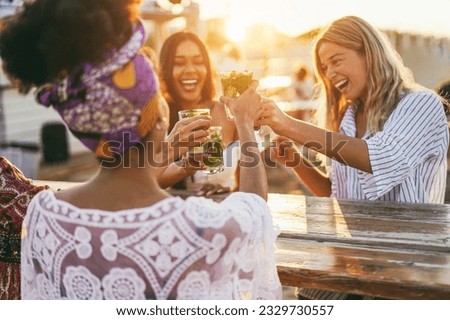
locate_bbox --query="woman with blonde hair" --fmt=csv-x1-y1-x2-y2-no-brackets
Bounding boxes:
258,16,448,299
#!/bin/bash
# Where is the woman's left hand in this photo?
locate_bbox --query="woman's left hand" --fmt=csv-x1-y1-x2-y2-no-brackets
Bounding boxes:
270,135,302,168
163,116,211,164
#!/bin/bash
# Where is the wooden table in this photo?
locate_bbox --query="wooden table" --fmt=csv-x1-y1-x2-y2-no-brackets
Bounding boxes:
35,182,450,299
269,193,450,300
170,191,450,299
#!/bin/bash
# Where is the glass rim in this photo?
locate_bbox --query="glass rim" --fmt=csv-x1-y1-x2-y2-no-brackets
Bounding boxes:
178,108,211,120
178,108,210,115
217,70,253,77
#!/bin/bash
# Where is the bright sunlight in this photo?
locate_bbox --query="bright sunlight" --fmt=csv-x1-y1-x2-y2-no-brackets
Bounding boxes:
196,0,450,41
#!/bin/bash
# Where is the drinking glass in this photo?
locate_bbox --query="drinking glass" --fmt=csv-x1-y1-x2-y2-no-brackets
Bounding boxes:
219,70,253,119
188,126,224,175
178,108,210,120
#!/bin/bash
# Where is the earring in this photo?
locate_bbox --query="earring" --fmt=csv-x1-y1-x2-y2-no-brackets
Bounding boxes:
155,119,167,131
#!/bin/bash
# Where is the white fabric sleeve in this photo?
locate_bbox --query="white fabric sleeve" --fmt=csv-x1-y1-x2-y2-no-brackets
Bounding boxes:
221,192,282,299
358,92,447,200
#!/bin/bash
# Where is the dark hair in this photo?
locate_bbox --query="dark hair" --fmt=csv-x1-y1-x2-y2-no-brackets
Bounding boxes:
436,79,450,113
0,0,141,93
159,31,216,108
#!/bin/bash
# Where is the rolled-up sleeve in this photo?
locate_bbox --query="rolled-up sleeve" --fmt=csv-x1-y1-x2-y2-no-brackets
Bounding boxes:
358,92,447,200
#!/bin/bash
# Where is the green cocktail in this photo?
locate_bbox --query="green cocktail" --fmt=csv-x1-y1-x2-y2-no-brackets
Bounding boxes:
188,126,224,175
219,70,253,119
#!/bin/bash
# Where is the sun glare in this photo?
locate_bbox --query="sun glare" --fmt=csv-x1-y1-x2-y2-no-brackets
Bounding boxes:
197,0,450,38
225,18,247,43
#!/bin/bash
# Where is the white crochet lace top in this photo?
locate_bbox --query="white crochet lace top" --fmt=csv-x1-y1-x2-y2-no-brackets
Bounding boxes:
21,190,281,300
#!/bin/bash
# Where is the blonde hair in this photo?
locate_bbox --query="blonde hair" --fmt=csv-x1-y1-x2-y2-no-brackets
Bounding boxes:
313,16,421,133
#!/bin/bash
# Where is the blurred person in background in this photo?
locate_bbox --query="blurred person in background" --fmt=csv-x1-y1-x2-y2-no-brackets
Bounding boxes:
292,64,315,100
436,79,450,115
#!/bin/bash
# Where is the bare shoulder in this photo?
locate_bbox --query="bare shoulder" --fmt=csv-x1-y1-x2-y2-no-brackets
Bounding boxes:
53,184,89,203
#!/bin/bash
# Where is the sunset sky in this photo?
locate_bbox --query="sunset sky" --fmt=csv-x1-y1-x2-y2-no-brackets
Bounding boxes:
195,0,450,41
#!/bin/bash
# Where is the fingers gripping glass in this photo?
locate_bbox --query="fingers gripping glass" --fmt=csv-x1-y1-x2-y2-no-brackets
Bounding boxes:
188,126,224,175
219,70,253,120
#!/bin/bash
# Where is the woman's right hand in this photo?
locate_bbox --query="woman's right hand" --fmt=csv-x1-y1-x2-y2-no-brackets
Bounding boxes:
256,98,289,133
163,116,211,164
220,80,263,126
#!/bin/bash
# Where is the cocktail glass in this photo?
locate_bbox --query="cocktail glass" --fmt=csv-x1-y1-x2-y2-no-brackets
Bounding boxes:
178,108,210,120
219,70,253,119
188,126,224,175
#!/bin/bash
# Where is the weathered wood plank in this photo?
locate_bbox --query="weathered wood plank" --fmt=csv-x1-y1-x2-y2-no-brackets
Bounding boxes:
276,238,450,299
269,194,450,253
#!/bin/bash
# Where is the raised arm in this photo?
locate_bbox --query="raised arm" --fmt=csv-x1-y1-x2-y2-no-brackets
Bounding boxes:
220,81,268,200
257,99,372,173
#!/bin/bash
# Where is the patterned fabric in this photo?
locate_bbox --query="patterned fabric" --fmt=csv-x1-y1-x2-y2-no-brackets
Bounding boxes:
0,157,48,299
21,191,282,300
34,21,162,158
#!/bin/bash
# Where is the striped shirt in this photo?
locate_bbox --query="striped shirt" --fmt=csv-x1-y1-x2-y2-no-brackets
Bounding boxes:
332,91,448,203
298,91,449,300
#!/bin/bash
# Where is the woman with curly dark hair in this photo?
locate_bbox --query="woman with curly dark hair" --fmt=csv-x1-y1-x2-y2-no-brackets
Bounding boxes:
0,0,281,300
0,0,141,92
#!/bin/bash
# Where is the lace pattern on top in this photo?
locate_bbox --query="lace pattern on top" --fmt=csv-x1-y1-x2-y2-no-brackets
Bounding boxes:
21,191,281,300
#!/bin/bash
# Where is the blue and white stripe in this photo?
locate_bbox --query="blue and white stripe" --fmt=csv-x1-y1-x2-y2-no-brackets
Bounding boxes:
332,91,448,204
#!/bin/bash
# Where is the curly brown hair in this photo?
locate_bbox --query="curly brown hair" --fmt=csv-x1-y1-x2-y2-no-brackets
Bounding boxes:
0,0,142,93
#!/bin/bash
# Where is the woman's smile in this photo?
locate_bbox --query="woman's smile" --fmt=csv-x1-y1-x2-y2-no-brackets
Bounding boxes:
318,41,367,101
173,40,207,107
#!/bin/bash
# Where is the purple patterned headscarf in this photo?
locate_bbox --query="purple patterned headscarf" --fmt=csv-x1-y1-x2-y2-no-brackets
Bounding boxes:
35,21,162,159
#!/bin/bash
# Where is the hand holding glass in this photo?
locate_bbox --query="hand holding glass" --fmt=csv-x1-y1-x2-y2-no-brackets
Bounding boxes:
188,126,224,175
178,108,210,120
219,70,253,119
